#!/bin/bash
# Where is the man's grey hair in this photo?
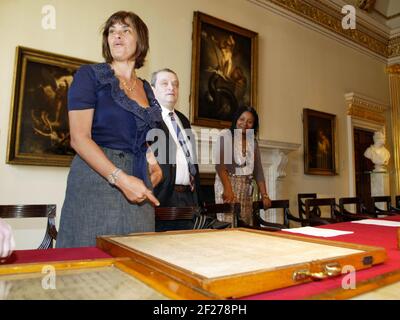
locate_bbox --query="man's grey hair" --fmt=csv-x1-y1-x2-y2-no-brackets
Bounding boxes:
150,68,178,87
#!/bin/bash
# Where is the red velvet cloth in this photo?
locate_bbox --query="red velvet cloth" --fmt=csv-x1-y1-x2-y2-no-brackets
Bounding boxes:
241,216,400,300
3,247,111,264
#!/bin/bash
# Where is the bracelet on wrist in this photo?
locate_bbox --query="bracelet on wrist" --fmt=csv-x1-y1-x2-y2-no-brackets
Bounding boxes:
262,193,269,199
107,168,122,185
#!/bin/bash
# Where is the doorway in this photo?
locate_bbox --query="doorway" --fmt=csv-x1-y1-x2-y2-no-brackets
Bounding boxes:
353,128,374,210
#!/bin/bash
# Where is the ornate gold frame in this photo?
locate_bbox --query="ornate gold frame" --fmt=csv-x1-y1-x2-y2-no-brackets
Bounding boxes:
303,108,337,175
6,46,93,167
190,11,258,128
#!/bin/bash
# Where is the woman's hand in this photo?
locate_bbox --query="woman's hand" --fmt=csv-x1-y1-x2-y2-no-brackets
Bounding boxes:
262,194,272,209
223,187,236,203
149,162,163,188
116,172,160,206
146,150,163,188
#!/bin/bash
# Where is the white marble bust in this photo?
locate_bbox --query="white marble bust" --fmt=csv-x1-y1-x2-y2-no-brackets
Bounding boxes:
364,131,390,172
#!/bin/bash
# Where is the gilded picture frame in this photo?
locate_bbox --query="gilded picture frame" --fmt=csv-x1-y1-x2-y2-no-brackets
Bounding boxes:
190,11,258,129
6,46,93,166
303,108,337,175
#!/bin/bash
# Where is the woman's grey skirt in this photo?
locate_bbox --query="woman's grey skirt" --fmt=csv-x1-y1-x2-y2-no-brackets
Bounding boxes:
56,147,154,248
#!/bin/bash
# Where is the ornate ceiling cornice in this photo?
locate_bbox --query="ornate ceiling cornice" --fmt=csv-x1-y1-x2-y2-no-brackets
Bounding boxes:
386,63,400,74
248,0,398,62
345,92,388,124
388,37,400,59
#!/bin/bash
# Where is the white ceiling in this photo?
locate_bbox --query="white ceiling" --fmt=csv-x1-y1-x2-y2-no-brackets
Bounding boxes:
374,0,400,18
363,0,400,29
327,0,400,31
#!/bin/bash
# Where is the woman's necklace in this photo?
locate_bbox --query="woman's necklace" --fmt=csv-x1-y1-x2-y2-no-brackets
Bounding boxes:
120,78,138,92
119,76,138,92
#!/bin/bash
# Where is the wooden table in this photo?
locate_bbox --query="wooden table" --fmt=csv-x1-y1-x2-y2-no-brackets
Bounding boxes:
4,216,400,299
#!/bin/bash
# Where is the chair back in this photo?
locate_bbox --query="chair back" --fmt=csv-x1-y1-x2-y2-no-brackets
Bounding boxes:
252,200,290,230
396,195,400,208
155,206,209,229
304,198,337,225
371,196,400,216
155,207,198,221
155,205,235,230
337,197,376,221
297,193,317,221
0,204,57,249
372,196,391,212
338,197,363,214
202,203,241,228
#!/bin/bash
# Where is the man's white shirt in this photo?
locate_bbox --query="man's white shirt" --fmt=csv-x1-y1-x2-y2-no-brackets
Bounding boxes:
160,105,192,185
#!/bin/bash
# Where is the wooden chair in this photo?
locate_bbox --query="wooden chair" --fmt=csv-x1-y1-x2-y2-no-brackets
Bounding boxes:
252,200,292,230
155,206,205,230
396,195,400,209
155,205,234,230
337,197,374,221
155,206,198,221
304,198,338,226
372,196,400,216
202,203,241,228
0,204,57,249
336,197,376,222
296,193,319,226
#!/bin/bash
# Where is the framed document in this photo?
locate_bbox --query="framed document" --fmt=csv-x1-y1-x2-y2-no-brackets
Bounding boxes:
0,258,219,300
97,229,386,298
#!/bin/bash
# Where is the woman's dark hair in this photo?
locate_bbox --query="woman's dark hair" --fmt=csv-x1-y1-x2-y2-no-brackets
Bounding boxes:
102,11,149,69
230,106,259,135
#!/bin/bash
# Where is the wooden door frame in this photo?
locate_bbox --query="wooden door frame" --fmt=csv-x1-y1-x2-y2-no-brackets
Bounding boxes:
345,92,389,201
346,116,385,197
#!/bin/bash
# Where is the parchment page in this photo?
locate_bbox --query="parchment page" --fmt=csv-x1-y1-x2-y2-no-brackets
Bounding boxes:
113,230,363,278
351,219,400,227
0,266,168,300
283,227,353,237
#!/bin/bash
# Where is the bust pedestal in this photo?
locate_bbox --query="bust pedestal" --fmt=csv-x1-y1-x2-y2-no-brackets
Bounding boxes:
370,171,390,210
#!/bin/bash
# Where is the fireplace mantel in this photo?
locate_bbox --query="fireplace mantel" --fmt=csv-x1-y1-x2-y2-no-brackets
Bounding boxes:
257,139,301,201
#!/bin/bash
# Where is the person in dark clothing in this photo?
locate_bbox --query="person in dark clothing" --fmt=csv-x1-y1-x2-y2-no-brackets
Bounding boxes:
151,68,202,231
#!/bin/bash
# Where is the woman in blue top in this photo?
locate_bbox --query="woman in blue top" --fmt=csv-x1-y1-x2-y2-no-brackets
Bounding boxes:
56,11,162,248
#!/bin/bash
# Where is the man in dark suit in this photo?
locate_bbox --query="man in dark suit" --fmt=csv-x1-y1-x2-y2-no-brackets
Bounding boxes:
151,68,202,231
